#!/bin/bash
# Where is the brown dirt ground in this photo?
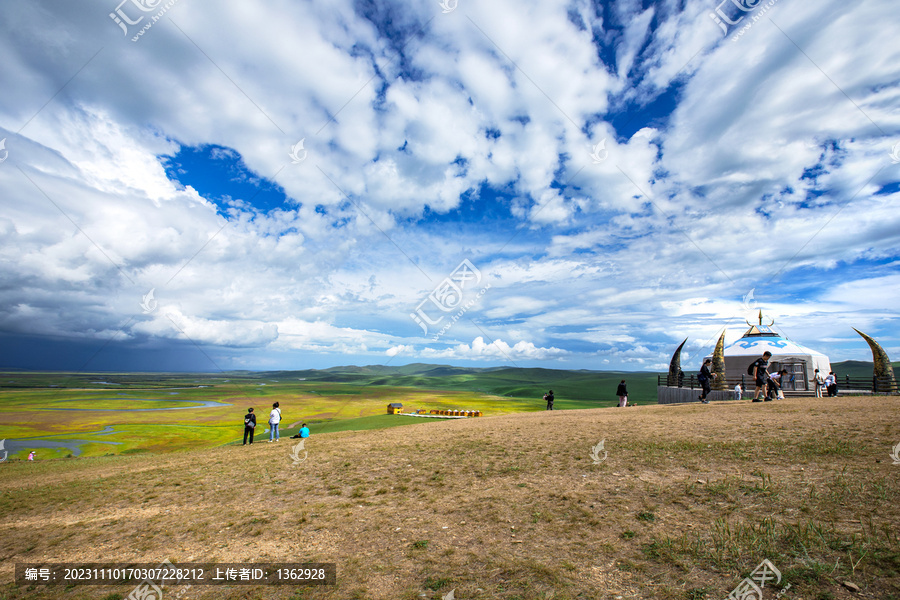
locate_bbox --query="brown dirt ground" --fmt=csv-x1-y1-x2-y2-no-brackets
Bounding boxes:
0,395,899,600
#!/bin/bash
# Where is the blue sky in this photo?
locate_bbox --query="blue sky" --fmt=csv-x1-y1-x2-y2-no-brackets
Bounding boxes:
0,0,898,373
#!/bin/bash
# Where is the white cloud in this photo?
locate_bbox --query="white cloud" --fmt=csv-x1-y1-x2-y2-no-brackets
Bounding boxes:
420,336,568,361
0,0,897,371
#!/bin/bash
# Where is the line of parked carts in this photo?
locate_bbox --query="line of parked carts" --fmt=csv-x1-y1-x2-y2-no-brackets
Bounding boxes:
424,409,482,417
387,403,482,418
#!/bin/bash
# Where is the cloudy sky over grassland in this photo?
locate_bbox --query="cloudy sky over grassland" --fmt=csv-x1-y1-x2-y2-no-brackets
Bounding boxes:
0,0,898,372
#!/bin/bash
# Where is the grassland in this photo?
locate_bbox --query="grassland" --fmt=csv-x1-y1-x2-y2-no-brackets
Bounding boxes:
0,366,661,459
0,361,886,459
0,394,897,600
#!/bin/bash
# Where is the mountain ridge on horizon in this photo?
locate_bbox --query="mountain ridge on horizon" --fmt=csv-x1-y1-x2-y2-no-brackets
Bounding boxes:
0,359,891,377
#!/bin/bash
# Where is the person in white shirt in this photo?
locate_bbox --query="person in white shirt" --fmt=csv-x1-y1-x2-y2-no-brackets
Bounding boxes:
768,369,788,400
825,372,838,396
268,401,282,442
733,383,742,401
823,372,835,397
813,369,825,398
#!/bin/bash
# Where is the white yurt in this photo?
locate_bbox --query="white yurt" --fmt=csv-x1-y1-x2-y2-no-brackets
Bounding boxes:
709,314,831,391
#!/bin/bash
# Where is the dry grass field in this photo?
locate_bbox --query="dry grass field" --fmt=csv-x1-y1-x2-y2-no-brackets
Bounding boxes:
1,395,898,600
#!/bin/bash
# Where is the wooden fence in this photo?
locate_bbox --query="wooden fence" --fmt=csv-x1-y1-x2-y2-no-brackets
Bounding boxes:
658,373,897,403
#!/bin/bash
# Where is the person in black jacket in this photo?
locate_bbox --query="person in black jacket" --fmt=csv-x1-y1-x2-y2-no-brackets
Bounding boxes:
243,408,256,445
827,371,839,397
752,351,772,402
544,390,555,410
698,358,715,404
616,380,628,407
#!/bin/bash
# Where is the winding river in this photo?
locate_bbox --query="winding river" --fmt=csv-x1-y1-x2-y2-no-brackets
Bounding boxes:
37,398,232,411
2,399,233,458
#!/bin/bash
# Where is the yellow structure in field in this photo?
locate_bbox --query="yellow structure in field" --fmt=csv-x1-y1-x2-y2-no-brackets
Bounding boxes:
428,409,482,417
388,403,482,417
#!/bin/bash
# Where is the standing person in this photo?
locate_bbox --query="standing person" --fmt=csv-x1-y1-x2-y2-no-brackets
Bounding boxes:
677,369,684,388
544,390,555,411
827,371,838,397
698,358,715,404
243,407,256,445
823,371,835,397
813,369,825,398
616,380,628,407
822,372,834,398
733,383,743,401
268,402,282,443
751,351,772,402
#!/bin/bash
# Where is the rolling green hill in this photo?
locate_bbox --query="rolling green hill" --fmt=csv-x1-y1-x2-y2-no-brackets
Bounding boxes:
830,360,899,379
239,364,662,405
5,361,895,404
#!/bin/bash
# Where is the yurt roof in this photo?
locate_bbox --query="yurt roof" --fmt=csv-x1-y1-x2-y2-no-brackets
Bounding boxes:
722,334,829,358
706,312,829,359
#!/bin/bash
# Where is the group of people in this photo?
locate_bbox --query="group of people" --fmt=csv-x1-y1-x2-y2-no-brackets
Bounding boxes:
747,352,784,402
814,368,839,397
698,351,839,404
242,402,309,445
697,351,784,403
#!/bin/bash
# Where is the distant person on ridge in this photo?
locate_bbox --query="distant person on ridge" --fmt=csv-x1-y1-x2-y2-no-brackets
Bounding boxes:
544,390,555,410
698,358,715,404
268,401,282,443
751,351,772,402
616,380,628,407
243,407,256,445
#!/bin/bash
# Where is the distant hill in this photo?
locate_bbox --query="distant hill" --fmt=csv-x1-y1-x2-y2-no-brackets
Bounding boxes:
6,361,895,402
240,363,661,404
830,360,900,379
246,360,900,404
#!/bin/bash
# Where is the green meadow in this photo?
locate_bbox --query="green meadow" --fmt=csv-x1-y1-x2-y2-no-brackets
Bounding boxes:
0,360,875,459
0,365,661,459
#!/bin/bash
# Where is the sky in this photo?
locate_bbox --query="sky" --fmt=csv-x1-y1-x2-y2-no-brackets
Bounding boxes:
0,0,898,373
